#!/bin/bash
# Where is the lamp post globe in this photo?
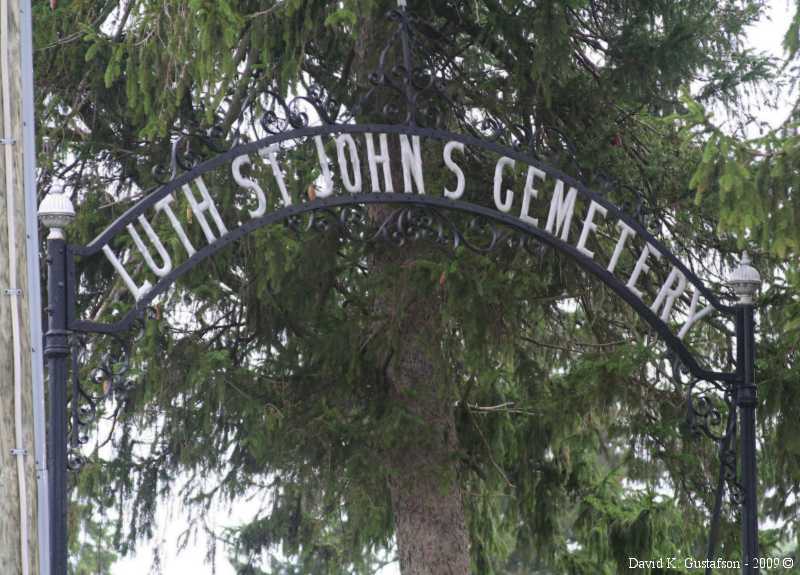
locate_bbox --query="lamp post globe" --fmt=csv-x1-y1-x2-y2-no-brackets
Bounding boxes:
38,185,75,240
729,252,762,305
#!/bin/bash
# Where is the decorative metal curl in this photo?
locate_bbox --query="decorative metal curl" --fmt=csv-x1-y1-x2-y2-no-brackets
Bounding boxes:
259,84,340,135
281,204,546,262
687,392,728,442
720,434,744,506
371,206,458,248
152,125,230,185
284,205,358,236
354,6,459,127
67,318,148,471
472,115,510,145
669,353,745,562
669,353,731,440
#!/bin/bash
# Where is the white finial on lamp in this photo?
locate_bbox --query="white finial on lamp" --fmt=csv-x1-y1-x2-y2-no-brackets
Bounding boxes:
397,0,407,8
728,252,761,305
38,184,76,240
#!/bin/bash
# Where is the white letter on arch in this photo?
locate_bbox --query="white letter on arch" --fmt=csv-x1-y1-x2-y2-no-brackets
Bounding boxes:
313,136,335,198
365,133,394,193
443,141,465,200
519,166,545,226
182,177,229,245
651,267,687,322
259,144,293,206
677,287,715,340
545,180,578,242
493,157,515,213
607,220,636,274
576,200,607,259
102,245,152,301
126,214,172,278
399,134,425,194
336,134,363,193
155,194,196,257
627,243,662,299
232,154,268,217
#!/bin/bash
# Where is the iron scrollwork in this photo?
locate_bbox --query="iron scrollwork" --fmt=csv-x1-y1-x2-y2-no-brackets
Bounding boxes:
671,354,744,565
686,387,743,506
67,321,146,471
152,124,230,185
260,84,342,133
354,6,458,127
673,355,741,498
284,203,544,259
151,82,343,185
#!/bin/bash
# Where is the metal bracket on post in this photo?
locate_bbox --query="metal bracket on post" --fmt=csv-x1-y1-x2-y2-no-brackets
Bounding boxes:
0,136,16,145
10,448,28,456
4,287,22,296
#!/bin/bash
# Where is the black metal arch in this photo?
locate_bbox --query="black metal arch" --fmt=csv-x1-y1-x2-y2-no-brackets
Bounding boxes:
70,192,732,389
75,123,734,322
66,124,736,385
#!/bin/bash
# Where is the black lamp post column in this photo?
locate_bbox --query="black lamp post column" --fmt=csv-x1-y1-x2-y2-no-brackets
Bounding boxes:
729,252,762,574
38,187,76,575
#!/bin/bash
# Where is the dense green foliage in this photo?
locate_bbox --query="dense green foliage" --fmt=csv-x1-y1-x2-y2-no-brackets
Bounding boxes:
33,0,800,573
68,503,118,575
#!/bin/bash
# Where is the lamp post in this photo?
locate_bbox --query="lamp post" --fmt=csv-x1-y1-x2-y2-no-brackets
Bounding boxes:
38,186,75,575
728,252,761,574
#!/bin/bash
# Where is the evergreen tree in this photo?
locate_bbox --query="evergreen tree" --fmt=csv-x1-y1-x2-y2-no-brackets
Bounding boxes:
69,503,118,575
33,0,797,573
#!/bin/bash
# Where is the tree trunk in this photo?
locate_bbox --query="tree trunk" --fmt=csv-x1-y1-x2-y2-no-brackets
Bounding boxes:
354,4,471,571
382,282,471,575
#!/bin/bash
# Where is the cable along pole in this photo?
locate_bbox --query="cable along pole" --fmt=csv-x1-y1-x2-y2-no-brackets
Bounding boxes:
0,0,42,573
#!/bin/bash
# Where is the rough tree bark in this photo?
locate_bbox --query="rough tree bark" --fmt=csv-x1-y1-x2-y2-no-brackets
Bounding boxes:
355,2,472,572
380,274,471,575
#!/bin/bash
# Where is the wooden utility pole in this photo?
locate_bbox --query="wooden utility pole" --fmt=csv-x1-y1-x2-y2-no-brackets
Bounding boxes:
0,0,42,573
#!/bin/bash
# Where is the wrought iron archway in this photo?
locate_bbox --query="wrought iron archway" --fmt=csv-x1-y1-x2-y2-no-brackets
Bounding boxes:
38,3,762,574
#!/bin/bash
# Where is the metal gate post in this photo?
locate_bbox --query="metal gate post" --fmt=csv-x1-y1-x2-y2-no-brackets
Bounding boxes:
38,189,75,575
729,253,761,574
